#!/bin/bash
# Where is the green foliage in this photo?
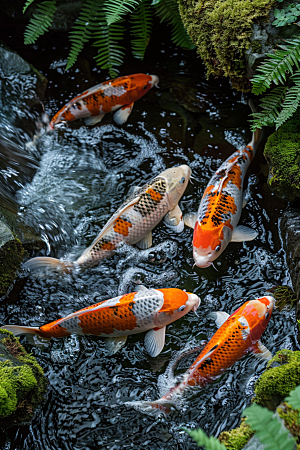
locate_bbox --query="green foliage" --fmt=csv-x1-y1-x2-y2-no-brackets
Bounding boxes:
286,385,300,412
23,0,193,77
184,428,227,450
273,3,300,27
242,403,296,450
24,0,57,45
251,36,300,130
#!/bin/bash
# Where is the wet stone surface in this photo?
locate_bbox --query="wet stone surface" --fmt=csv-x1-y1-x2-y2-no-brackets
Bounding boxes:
0,36,297,450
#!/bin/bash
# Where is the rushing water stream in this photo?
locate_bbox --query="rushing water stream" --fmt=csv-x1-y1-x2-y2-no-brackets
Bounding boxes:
0,33,298,450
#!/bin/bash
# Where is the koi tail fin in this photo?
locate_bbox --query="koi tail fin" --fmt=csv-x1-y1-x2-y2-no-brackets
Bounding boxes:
248,99,262,154
24,256,74,274
1,325,40,336
125,398,174,417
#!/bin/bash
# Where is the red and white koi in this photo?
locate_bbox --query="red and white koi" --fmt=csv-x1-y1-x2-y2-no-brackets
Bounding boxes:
24,165,191,273
2,287,200,357
50,73,159,128
133,295,274,414
185,129,261,268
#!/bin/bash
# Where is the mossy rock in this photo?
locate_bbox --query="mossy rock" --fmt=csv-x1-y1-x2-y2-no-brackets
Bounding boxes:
277,403,300,445
218,420,254,450
0,221,24,298
0,329,47,430
264,110,300,200
254,350,300,411
270,285,298,311
178,0,277,91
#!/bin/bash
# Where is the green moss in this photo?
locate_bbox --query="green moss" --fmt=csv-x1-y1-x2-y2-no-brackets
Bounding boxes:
264,124,300,200
0,329,47,430
277,403,300,445
271,285,298,311
218,420,254,450
178,0,277,91
254,350,300,411
0,234,24,297
250,40,262,53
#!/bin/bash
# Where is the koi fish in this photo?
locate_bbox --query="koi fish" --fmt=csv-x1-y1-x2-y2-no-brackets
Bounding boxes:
50,73,159,128
133,295,274,414
2,286,200,357
185,128,261,268
24,165,191,273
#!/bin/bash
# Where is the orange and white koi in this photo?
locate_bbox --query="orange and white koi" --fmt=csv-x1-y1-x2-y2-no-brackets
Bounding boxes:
50,73,159,128
133,295,274,414
24,165,191,273
185,128,261,268
2,287,200,357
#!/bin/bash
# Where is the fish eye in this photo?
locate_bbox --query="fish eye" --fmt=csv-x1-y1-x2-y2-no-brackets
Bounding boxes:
178,305,186,312
180,177,185,184
144,85,148,89
215,245,221,252
265,312,269,319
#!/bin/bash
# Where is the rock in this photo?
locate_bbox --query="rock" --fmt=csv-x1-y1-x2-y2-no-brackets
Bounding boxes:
0,328,47,430
280,206,300,300
0,222,24,298
253,350,300,411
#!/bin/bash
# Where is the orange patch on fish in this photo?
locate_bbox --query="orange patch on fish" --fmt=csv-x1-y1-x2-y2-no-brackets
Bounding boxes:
157,288,188,314
193,223,223,249
146,188,163,202
101,242,115,251
113,217,132,236
39,321,71,339
62,110,75,121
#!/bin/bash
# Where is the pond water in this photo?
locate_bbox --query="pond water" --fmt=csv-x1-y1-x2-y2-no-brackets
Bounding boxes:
0,28,298,450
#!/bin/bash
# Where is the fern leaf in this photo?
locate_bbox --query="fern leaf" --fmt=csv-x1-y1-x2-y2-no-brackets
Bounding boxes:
66,0,103,71
184,428,227,450
23,0,36,13
250,86,287,130
275,84,300,129
104,0,141,25
242,403,296,450
24,0,57,45
93,21,126,78
251,37,300,95
285,385,300,410
154,0,195,49
130,0,152,59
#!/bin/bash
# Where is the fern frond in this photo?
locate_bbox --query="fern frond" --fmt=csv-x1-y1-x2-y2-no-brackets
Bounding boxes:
23,0,36,13
93,21,126,78
66,0,104,71
184,428,227,450
24,0,57,44
243,403,296,450
104,0,141,25
130,0,152,59
285,385,300,411
275,84,300,129
250,86,287,130
154,0,195,49
251,37,300,95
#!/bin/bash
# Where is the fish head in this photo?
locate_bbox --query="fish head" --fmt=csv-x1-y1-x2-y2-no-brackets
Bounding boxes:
156,289,201,326
192,223,232,268
159,165,191,208
127,74,159,102
50,104,75,127
236,296,275,342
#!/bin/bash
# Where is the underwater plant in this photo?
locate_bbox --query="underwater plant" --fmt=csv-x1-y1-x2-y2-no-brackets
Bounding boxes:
22,0,194,77
185,384,300,449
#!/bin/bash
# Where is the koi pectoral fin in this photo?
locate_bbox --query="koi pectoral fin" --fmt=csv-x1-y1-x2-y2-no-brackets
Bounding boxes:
105,336,127,355
231,225,258,242
113,103,134,125
84,113,105,126
144,327,166,357
136,232,152,250
164,205,184,233
251,340,272,361
209,311,230,328
183,212,197,229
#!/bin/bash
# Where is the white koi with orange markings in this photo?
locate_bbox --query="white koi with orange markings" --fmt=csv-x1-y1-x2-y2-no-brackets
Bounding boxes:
186,129,261,268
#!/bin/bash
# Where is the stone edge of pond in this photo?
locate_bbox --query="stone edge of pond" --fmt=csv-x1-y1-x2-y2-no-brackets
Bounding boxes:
218,349,300,449
0,328,47,431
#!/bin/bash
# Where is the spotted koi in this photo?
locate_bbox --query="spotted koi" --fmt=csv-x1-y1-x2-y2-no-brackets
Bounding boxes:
2,287,200,357
133,295,274,414
50,73,159,128
24,165,191,273
185,128,261,268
